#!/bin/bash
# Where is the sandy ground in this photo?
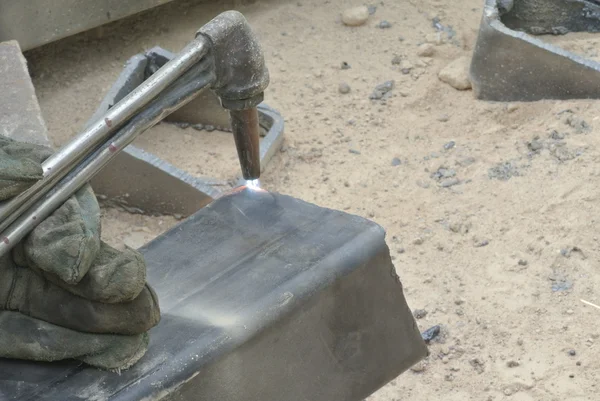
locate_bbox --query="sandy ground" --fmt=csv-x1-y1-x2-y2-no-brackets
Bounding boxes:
25,0,600,399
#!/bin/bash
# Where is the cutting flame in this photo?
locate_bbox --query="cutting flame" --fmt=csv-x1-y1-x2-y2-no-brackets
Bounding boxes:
245,179,261,190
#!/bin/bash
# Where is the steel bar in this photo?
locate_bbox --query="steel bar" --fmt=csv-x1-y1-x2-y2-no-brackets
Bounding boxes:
0,58,215,257
0,36,209,234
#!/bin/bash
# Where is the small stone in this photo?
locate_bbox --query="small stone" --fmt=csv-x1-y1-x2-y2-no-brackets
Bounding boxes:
367,5,377,15
413,237,424,245
454,299,465,305
338,82,351,94
370,80,395,100
438,115,450,123
518,259,528,266
528,138,544,152
566,309,574,315
443,140,455,149
401,67,412,75
550,130,565,140
391,55,402,65
421,325,441,343
568,349,576,356
397,248,405,254
192,123,204,131
569,374,575,378
204,125,215,132
438,56,472,90
475,239,489,247
342,6,370,26
506,360,520,368
349,149,361,155
391,157,401,166
440,178,460,188
378,20,392,29
414,309,428,319
503,388,514,396
506,103,519,113
341,61,351,70
411,361,427,373
417,43,435,57
174,122,190,129
445,374,454,381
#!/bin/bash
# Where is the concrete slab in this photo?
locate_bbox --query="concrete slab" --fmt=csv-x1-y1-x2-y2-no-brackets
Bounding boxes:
0,40,51,147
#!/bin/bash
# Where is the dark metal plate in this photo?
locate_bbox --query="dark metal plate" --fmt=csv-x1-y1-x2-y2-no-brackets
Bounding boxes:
0,188,426,401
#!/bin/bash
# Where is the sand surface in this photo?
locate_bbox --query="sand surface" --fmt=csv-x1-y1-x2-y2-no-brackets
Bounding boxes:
26,0,600,399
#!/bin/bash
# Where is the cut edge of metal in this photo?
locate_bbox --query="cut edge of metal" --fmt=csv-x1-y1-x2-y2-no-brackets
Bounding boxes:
470,0,600,101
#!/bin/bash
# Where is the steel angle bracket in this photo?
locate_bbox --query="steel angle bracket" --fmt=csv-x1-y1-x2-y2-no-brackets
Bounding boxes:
88,46,285,217
470,0,600,101
2,188,428,401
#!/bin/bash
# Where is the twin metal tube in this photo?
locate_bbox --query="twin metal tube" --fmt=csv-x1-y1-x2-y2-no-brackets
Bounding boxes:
0,34,262,257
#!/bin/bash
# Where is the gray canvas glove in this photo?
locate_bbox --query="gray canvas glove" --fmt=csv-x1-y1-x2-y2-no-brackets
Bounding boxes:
0,135,160,370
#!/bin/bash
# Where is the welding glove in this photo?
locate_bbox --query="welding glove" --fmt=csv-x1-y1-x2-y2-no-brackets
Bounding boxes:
0,135,160,370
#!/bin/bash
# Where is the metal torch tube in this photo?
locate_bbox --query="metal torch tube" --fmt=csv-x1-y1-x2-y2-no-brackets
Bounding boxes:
229,108,261,180
0,36,209,234
0,60,215,257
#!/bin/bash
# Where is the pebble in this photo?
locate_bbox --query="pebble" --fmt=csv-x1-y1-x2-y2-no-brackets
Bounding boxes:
410,361,427,373
421,325,441,343
192,123,204,131
338,82,351,94
438,115,450,123
342,6,370,26
349,149,361,155
370,80,395,100
204,125,215,132
391,157,401,166
506,360,520,368
391,55,402,65
413,237,424,245
475,239,489,247
413,309,428,319
528,138,544,152
417,43,435,57
507,103,519,113
438,56,472,90
367,5,377,15
568,349,577,356
397,247,405,254
443,140,455,149
440,178,460,188
378,20,392,29
518,259,528,266
341,61,351,70
174,122,190,129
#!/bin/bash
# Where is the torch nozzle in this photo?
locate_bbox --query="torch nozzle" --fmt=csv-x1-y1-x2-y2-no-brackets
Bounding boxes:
230,108,261,181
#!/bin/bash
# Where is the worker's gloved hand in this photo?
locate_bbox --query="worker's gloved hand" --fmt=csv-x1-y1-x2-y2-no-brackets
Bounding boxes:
0,135,160,370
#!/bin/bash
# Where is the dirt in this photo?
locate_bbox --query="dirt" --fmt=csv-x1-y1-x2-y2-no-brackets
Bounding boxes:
25,0,600,400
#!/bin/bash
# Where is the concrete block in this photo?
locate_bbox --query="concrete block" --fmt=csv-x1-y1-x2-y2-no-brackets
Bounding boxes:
0,40,51,147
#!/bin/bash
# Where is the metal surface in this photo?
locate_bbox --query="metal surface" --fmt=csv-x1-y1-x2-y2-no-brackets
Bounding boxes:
0,0,177,51
470,0,600,101
0,188,427,401
0,58,215,257
0,37,209,235
230,108,261,180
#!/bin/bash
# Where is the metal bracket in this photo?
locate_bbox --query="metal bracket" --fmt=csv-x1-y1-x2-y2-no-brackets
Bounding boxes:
470,0,600,101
